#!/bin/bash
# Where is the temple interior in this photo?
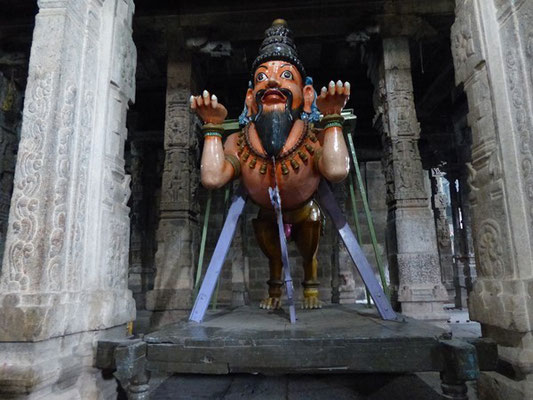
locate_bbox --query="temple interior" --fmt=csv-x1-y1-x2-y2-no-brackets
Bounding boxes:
0,0,471,317
1,1,531,399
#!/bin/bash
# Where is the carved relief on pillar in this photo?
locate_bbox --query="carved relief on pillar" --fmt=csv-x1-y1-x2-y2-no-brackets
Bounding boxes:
430,170,454,297
45,82,77,292
503,44,533,224
0,0,136,342
493,0,529,23
146,45,200,319
382,137,427,204
384,72,420,138
392,138,426,198
460,64,514,283
165,96,193,149
160,147,199,213
451,0,485,85
0,73,23,276
377,37,448,321
2,70,53,293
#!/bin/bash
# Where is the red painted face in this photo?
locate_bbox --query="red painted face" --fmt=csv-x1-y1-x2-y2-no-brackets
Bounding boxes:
251,60,304,114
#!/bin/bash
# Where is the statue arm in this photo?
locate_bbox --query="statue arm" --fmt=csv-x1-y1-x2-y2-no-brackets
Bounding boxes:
191,91,239,189
200,135,238,189
316,81,350,182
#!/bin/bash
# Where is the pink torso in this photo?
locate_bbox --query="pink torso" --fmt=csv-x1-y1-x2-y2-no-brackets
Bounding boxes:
225,121,322,210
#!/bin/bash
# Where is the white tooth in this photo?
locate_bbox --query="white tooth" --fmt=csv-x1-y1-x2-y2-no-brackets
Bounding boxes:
211,94,217,101
337,80,343,87
203,90,209,98
345,82,351,89
329,81,335,88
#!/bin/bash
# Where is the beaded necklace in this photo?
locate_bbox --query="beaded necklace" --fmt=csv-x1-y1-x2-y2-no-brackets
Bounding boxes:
237,121,319,175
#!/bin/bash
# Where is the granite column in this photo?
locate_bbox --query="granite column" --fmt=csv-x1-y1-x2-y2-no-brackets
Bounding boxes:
146,35,200,326
379,37,448,322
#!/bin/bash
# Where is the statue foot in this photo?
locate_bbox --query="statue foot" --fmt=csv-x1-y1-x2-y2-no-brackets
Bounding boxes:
302,296,322,309
260,297,282,310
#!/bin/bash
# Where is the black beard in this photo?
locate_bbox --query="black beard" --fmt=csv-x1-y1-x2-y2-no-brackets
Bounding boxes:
253,89,300,158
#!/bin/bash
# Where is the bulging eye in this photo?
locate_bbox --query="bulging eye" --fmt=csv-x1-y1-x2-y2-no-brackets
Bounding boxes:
281,70,293,79
256,72,267,82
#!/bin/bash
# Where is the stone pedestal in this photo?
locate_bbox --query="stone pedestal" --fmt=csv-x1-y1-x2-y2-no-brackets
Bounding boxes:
451,0,533,398
379,37,448,322
146,36,200,327
0,0,136,397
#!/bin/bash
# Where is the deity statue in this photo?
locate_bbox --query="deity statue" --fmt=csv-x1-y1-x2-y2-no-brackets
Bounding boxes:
191,19,350,310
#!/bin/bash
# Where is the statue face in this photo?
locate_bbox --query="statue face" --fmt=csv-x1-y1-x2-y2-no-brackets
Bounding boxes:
251,60,304,115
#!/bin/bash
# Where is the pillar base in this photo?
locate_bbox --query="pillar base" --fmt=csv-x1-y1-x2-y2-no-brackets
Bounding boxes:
145,288,193,311
469,278,533,332
398,284,449,323
149,310,190,330
478,371,533,400
0,290,135,342
0,325,127,399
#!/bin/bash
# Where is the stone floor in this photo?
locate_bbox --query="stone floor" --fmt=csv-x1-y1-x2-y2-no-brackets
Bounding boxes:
139,306,481,399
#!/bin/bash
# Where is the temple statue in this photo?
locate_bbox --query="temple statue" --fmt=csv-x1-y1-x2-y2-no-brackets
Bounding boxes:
191,19,350,310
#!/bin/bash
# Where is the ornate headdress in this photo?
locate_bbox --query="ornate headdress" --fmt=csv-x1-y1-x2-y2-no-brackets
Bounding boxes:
251,19,306,79
240,19,319,125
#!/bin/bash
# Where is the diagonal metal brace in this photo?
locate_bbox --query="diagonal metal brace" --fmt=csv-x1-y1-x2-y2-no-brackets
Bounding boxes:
317,180,397,320
189,184,247,323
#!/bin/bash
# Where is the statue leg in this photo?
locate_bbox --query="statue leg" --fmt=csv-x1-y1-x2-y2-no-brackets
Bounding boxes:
292,205,322,309
252,216,283,309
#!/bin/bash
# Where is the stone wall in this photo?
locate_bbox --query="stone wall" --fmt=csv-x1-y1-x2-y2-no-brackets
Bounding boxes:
451,0,533,398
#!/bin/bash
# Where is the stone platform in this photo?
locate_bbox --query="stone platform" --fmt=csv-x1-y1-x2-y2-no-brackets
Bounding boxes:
96,305,497,399
145,305,447,374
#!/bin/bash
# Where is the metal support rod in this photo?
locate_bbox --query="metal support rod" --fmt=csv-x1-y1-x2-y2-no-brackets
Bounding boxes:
348,175,371,307
346,131,390,298
270,157,296,323
189,185,247,323
194,190,213,297
317,180,397,320
211,185,232,310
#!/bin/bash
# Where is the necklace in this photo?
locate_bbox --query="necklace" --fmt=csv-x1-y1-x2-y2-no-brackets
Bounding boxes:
237,121,319,175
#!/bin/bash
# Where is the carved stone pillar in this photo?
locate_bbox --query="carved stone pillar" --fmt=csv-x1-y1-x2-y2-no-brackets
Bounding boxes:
332,180,358,303
451,0,533,397
0,0,136,397
380,37,448,322
430,169,454,302
129,139,145,308
448,172,476,309
146,38,200,326
0,73,22,264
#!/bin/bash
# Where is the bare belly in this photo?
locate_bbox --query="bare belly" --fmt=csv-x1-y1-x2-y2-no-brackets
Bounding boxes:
241,161,320,210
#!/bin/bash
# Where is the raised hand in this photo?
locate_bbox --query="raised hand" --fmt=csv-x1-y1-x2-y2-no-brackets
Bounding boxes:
190,90,228,124
316,80,350,115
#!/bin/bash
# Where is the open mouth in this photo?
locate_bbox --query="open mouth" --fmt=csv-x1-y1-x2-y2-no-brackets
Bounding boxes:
261,89,286,102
